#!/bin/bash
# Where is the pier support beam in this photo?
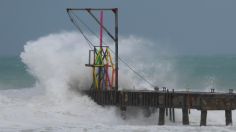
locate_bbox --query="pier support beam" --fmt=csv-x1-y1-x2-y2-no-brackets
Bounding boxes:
172,108,175,122
169,108,172,121
200,110,207,126
158,108,165,125
225,110,232,126
182,108,189,125
120,106,126,119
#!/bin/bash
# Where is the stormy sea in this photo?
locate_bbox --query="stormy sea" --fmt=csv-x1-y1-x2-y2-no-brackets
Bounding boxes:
0,31,236,131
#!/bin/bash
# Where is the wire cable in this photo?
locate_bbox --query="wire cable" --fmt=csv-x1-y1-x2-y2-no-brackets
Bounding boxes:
109,49,156,88
67,10,156,88
68,11,94,49
71,11,112,44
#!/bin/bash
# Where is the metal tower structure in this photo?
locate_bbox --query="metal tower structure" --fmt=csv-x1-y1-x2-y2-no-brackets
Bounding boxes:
67,8,119,91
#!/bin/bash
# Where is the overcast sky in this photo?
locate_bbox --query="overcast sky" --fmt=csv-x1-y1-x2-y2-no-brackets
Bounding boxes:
1,0,236,56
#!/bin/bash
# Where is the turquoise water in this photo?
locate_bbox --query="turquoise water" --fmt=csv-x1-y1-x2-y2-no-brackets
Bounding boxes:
173,55,236,91
0,56,35,89
0,55,236,91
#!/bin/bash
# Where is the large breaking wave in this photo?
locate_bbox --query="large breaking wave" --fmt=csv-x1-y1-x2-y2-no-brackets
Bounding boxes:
0,31,234,131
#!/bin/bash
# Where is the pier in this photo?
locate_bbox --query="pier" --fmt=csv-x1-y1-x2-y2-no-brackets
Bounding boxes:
83,89,235,126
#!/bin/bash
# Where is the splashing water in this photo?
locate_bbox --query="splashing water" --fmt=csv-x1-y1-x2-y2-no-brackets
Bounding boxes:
0,31,235,131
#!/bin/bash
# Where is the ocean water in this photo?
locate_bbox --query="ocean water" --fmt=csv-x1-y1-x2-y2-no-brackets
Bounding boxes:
2,55,236,92
0,32,236,131
0,56,35,89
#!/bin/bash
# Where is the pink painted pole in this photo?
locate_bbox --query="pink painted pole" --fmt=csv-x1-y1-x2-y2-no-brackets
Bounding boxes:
100,11,103,47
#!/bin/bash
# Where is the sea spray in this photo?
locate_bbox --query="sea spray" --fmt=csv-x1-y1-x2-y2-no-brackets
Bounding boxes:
0,31,234,131
21,31,176,93
19,31,177,126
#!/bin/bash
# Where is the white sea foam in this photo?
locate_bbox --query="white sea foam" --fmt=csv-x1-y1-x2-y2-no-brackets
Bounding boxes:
0,31,234,131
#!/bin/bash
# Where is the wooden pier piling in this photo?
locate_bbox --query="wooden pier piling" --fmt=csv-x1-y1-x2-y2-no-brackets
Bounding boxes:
158,108,165,125
182,94,189,125
169,108,172,121
225,110,232,126
200,110,207,126
172,107,175,122
182,108,189,125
